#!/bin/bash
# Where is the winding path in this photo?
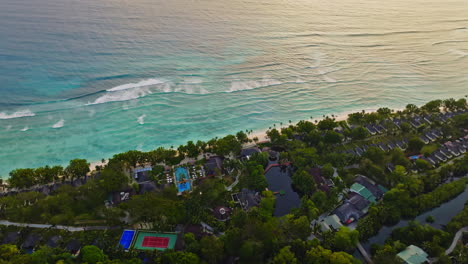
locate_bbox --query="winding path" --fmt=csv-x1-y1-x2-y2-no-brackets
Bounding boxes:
0,220,114,232
225,171,241,191
445,226,468,255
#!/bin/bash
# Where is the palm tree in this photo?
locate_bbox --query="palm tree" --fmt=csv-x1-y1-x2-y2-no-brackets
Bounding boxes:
280,122,283,127
289,120,292,124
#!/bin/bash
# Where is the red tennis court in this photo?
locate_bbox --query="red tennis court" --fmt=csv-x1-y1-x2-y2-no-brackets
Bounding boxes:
141,236,169,248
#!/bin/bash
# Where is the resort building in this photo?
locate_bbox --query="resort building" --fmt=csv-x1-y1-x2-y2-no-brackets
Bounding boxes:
21,233,41,253
397,245,429,264
334,175,387,225
134,166,153,182
349,183,376,203
66,239,81,256
232,188,261,211
213,206,232,221
46,235,62,248
319,214,343,232
204,156,224,177
309,168,332,193
240,147,261,160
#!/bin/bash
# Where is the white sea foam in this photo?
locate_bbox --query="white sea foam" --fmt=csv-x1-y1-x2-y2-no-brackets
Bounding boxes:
227,78,282,93
89,86,152,105
87,78,282,106
106,78,166,92
52,119,65,128
137,114,146,125
0,110,35,120
20,126,29,132
5,125,12,131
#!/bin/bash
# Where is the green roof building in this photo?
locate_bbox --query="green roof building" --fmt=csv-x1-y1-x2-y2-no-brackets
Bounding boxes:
350,183,376,203
397,245,429,264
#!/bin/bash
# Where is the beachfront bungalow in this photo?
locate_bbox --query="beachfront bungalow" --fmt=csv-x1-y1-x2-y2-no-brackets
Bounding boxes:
387,141,397,150
232,188,261,211
439,147,453,159
422,115,433,124
433,151,447,162
204,156,224,177
395,140,406,150
364,124,377,135
409,118,423,128
376,123,387,132
354,147,364,157
419,135,430,144
393,118,403,129
371,125,382,134
425,157,437,167
397,245,429,264
378,142,390,152
424,132,436,142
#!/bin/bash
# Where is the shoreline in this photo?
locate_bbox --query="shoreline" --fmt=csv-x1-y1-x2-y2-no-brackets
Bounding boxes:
87,107,396,172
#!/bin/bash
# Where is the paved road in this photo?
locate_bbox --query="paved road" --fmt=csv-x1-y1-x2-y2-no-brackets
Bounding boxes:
357,242,374,264
445,226,468,255
0,220,114,232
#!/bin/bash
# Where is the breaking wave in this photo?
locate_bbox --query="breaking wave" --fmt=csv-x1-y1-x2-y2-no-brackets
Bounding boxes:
0,110,35,119
88,78,284,105
137,114,146,125
52,119,65,128
106,78,167,92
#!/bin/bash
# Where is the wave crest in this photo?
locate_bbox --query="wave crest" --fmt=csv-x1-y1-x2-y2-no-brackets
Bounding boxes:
106,78,166,92
137,114,146,125
87,77,283,106
52,119,65,128
0,110,35,119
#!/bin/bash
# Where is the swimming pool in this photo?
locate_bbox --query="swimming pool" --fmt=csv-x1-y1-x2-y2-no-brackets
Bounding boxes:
175,167,191,193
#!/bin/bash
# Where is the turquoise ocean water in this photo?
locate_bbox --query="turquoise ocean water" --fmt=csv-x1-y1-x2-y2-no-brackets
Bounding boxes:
1,0,467,177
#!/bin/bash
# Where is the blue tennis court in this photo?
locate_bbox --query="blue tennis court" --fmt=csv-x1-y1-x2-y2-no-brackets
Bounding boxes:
119,230,136,250
175,167,191,193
